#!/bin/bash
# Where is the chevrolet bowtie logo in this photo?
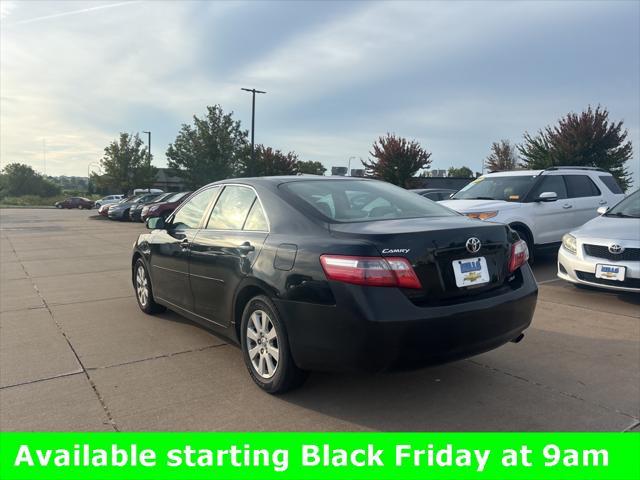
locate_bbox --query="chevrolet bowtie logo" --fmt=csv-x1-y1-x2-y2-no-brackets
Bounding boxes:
464,272,482,282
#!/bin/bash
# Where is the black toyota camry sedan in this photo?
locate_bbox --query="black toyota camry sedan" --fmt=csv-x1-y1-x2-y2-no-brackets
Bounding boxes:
132,176,537,393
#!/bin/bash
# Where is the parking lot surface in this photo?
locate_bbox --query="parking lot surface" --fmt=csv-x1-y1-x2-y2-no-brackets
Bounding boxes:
1,208,638,432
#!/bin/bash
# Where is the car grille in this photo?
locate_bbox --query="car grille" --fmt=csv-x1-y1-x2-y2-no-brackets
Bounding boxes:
576,271,640,289
583,244,640,261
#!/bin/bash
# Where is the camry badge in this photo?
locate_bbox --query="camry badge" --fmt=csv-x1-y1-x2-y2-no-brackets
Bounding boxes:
466,237,481,254
608,244,624,255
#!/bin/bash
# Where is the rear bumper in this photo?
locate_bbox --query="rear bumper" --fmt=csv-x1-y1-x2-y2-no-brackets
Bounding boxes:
276,265,538,372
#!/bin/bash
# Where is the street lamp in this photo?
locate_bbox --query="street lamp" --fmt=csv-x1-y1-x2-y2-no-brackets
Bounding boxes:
241,88,266,163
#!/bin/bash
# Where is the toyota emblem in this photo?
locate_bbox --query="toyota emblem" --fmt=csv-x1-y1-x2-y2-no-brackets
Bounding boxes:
608,244,624,255
466,237,481,254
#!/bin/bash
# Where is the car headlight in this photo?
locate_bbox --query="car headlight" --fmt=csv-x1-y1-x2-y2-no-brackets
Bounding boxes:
562,234,577,254
466,211,498,220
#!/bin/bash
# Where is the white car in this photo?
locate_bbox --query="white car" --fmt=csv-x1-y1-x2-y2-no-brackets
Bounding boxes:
439,167,625,260
95,194,123,209
558,190,639,293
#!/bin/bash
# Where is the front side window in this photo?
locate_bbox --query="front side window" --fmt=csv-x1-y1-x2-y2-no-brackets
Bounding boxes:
207,186,256,230
282,179,456,222
606,190,639,218
565,175,601,198
452,175,537,202
528,175,567,200
171,187,218,229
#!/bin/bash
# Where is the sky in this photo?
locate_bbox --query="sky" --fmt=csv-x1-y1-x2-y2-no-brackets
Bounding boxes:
1,0,639,184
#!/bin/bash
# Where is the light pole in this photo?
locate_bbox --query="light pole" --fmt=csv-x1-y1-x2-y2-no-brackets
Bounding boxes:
241,88,266,164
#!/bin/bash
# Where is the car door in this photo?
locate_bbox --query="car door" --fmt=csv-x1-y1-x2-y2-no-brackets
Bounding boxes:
527,174,570,244
189,185,269,326
148,187,219,311
564,174,603,228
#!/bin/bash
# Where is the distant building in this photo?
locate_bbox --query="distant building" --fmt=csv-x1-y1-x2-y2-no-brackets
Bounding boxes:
331,166,348,176
152,168,187,192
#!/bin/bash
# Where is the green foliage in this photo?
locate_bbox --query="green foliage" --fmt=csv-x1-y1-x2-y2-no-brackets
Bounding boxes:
0,195,66,207
447,166,474,178
242,146,299,177
485,140,520,172
362,134,432,187
166,105,249,188
99,133,157,194
295,160,326,176
0,163,61,198
518,106,633,190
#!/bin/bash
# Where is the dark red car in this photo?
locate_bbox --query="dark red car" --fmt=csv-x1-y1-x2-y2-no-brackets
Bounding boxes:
140,191,192,222
55,197,94,209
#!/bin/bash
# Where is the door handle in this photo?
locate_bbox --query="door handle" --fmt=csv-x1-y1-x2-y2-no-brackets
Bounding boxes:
180,238,190,250
238,242,255,253
599,200,607,205
562,204,573,209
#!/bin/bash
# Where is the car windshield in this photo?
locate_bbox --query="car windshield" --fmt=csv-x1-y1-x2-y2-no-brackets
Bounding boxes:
451,175,537,201
606,190,640,218
165,192,189,203
282,179,457,222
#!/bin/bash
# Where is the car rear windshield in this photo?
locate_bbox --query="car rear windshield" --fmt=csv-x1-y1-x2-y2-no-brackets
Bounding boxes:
451,175,537,201
281,179,457,222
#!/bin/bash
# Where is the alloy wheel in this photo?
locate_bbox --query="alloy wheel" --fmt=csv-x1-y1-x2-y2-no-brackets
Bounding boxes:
246,309,279,379
136,265,149,307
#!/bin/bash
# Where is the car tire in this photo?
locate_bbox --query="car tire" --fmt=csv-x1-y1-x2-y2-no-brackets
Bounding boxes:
240,295,307,394
133,259,165,314
56,204,62,209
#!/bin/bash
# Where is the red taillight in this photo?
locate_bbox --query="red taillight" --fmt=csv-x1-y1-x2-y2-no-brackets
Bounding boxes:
508,239,529,273
320,255,422,289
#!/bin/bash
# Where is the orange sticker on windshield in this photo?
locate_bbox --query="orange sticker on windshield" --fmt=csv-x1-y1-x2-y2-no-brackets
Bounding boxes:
509,195,519,200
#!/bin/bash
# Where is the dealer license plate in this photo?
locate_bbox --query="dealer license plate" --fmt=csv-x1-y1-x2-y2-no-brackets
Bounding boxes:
453,257,490,287
595,264,626,282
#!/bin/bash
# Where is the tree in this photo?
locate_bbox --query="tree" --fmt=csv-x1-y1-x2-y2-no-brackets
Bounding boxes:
296,160,326,176
485,140,520,172
243,146,299,176
518,106,633,190
166,105,249,188
99,133,157,194
0,163,61,197
362,133,432,187
447,166,474,178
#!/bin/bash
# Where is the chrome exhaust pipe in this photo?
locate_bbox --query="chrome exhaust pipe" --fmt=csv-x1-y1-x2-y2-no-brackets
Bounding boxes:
510,333,525,343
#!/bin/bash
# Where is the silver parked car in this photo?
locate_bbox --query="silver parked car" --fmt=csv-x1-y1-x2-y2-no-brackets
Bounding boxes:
95,194,123,209
557,189,640,293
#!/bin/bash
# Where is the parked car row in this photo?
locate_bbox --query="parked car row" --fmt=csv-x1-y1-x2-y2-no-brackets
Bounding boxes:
95,191,192,222
436,167,638,293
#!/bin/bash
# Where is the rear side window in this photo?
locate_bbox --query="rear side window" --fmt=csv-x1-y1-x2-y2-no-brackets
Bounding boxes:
243,201,269,231
599,175,623,194
528,175,568,200
564,175,601,198
171,187,218,229
207,185,256,230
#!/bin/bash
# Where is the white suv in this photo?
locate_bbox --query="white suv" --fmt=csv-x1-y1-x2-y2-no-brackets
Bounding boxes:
95,194,124,209
439,167,625,260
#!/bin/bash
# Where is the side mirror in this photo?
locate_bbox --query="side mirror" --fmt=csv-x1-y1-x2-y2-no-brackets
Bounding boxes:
146,216,165,230
597,206,609,215
537,191,558,202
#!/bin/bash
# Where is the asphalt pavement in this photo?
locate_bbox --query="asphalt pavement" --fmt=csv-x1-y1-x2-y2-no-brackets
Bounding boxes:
1,208,638,432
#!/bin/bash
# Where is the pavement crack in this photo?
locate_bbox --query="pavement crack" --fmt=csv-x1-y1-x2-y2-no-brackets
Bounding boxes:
0,371,83,390
5,236,121,432
468,359,639,422
86,343,229,371
623,420,640,432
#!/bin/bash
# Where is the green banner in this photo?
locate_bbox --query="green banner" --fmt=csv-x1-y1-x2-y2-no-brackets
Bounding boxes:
0,432,638,480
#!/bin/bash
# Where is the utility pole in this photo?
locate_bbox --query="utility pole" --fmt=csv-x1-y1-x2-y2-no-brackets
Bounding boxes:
43,138,47,175
241,88,266,164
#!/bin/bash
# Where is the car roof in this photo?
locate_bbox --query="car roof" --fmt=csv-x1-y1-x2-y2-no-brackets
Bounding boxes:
483,170,544,177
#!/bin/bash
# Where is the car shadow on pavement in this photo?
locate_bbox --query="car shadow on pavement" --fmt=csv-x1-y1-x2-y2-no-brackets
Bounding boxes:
275,327,639,431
